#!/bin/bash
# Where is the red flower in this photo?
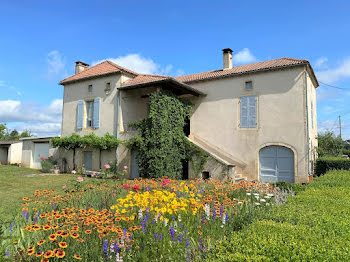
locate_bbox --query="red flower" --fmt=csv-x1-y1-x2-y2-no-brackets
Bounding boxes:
40,157,46,160
161,179,171,187
132,185,141,193
123,184,131,189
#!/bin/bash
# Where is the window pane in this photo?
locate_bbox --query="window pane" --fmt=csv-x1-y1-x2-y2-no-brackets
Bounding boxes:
245,81,252,90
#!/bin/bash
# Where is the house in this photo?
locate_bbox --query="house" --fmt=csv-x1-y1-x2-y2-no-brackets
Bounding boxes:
21,136,56,169
58,48,318,183
0,140,22,165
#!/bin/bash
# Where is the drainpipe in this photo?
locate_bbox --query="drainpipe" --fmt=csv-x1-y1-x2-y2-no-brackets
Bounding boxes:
115,84,120,170
305,67,310,176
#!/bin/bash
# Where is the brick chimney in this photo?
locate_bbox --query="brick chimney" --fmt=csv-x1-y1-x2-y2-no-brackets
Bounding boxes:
222,48,233,70
75,61,89,74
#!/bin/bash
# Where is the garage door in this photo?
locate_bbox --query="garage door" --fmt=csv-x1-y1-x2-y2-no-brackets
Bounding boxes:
34,143,50,169
259,146,294,183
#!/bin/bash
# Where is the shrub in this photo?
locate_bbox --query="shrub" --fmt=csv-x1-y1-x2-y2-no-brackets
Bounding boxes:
314,157,350,176
317,131,343,157
40,157,57,173
343,149,350,157
206,170,350,262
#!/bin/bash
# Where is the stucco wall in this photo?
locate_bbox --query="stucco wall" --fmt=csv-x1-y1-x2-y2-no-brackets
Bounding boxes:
8,142,22,164
61,74,122,137
188,66,312,183
22,140,56,169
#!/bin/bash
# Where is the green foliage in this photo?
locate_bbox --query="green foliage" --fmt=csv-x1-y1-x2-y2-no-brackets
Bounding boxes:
0,123,32,140
40,157,58,173
317,131,344,157
343,149,350,157
272,182,307,194
314,156,350,176
206,170,350,262
129,91,193,179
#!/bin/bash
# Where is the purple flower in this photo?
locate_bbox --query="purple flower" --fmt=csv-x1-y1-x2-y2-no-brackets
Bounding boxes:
225,214,229,223
220,206,223,216
154,233,158,241
113,241,119,253
159,234,163,240
180,222,183,229
199,240,206,251
178,234,183,243
213,208,216,220
169,226,175,242
5,251,9,257
186,238,190,247
9,222,13,232
172,215,175,221
103,240,108,256
52,204,55,210
184,228,188,235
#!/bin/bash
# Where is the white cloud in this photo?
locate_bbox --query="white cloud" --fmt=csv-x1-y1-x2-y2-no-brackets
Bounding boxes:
0,81,23,97
47,50,65,79
92,53,178,75
0,99,62,124
16,123,61,137
316,57,350,84
314,57,328,69
233,48,258,65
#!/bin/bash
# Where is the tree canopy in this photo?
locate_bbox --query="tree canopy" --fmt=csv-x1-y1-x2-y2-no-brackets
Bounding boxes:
0,123,32,140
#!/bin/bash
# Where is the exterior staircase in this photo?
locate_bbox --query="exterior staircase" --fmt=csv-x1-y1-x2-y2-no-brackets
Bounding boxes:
188,135,248,182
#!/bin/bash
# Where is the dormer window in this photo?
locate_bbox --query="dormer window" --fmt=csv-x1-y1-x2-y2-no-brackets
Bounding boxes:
88,85,93,93
245,81,253,90
105,82,111,95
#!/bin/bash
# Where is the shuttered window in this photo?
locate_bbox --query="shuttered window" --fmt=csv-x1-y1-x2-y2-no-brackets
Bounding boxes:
93,97,100,129
77,100,84,130
240,96,257,128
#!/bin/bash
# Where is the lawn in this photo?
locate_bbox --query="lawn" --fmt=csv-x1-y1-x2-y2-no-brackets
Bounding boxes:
0,165,77,222
207,170,350,261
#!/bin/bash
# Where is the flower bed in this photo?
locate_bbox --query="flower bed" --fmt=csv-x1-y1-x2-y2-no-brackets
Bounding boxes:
2,178,279,261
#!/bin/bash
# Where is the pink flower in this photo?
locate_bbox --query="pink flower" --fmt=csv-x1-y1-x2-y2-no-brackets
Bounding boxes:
40,157,45,160
71,170,77,174
62,185,67,190
76,176,84,182
123,184,131,189
104,164,111,169
161,179,171,187
132,185,141,193
112,193,116,197
91,173,96,177
123,165,128,170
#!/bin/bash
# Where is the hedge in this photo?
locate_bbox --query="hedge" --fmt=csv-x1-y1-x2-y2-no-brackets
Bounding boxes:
314,157,350,176
206,170,350,261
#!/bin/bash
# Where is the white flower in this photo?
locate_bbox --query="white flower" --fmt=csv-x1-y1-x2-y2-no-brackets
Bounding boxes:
267,193,274,197
164,218,168,227
238,201,243,205
205,204,210,219
71,170,77,174
260,198,266,202
138,209,143,219
255,202,261,206
246,193,251,196
253,193,260,196
264,195,271,199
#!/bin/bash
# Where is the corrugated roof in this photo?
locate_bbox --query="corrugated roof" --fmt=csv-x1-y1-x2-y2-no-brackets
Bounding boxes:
59,61,138,85
175,58,312,83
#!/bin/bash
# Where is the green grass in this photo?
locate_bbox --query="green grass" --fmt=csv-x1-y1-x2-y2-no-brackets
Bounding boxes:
0,165,77,222
206,170,350,261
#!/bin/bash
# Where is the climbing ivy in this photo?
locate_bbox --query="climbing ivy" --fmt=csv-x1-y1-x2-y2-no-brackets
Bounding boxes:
129,90,208,179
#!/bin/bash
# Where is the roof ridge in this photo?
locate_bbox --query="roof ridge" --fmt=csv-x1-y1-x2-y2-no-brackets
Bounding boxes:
106,60,139,75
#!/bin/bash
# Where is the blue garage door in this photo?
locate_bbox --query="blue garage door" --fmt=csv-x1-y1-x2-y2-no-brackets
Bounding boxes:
259,146,294,183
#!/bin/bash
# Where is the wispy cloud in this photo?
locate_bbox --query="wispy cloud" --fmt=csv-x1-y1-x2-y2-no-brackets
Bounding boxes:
92,53,181,76
233,48,258,65
314,57,328,70
0,81,22,97
47,50,66,80
316,57,350,84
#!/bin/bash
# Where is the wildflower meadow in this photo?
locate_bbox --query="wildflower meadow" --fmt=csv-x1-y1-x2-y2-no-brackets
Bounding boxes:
2,175,281,261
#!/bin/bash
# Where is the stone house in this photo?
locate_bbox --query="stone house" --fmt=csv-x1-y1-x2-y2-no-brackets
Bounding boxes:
58,48,318,183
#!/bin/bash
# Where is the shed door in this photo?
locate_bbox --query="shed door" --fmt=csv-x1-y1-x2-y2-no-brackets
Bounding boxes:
259,146,294,183
34,143,49,169
84,151,93,171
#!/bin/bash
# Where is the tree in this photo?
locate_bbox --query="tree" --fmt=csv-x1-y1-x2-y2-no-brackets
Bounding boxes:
0,123,33,140
317,131,343,157
0,124,7,139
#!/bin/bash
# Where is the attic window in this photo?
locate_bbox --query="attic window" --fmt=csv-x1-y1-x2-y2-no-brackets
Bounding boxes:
245,81,253,90
88,85,93,93
105,82,111,95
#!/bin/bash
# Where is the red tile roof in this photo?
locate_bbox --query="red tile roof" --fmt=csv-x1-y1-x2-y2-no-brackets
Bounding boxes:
121,74,171,87
175,58,311,83
59,61,138,85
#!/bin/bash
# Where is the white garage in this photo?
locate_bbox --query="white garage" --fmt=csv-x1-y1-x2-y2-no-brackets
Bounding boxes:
259,145,295,183
21,137,56,169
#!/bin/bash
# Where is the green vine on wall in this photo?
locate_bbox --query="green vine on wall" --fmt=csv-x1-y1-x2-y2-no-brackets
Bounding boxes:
128,90,208,179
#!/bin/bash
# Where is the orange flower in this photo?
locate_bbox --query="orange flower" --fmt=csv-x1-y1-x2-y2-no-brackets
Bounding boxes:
72,226,79,231
44,250,53,258
56,230,63,235
28,249,35,256
27,246,35,251
41,259,49,262
49,234,57,241
56,250,65,258
61,232,69,238
85,229,92,234
77,238,84,242
35,251,43,257
43,225,51,230
74,254,83,260
70,232,79,238
198,231,203,235
59,242,67,248
37,240,46,245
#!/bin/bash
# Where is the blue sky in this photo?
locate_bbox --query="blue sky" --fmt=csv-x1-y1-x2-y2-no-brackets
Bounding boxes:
1,0,350,138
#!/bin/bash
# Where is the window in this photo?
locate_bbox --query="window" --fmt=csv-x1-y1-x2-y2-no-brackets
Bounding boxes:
105,82,111,94
86,101,94,127
240,96,257,128
245,81,253,90
88,85,93,93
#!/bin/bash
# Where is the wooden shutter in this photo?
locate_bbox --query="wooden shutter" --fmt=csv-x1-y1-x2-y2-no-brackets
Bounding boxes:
240,96,248,128
93,97,100,129
248,96,257,127
77,100,84,130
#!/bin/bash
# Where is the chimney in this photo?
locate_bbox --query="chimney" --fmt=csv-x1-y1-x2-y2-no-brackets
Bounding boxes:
222,48,233,70
75,61,89,74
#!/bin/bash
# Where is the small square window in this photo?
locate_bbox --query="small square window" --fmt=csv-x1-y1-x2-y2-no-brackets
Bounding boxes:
88,85,93,93
245,81,253,90
105,83,111,94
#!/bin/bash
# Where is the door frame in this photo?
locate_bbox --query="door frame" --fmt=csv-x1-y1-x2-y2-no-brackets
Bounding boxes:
256,142,297,182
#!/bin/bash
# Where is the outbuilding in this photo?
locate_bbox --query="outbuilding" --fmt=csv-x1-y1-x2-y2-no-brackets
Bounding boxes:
0,140,23,165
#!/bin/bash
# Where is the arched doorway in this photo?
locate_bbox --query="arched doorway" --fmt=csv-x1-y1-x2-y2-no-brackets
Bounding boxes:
259,145,294,183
